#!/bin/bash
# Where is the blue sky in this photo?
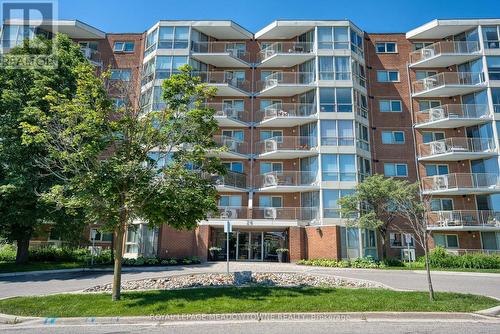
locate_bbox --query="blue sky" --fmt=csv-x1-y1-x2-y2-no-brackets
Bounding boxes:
58,0,500,33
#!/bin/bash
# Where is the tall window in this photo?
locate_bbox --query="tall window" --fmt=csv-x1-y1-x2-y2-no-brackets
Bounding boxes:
158,26,189,49
492,88,500,113
319,87,352,112
320,120,354,146
322,189,354,218
317,27,349,50
155,56,188,79
487,56,500,80
321,154,356,181
144,28,158,56
483,26,499,49
350,30,364,57
318,56,351,80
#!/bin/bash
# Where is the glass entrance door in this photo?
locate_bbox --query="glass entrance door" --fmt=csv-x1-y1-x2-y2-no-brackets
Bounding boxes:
236,231,263,261
250,232,263,260
237,232,250,260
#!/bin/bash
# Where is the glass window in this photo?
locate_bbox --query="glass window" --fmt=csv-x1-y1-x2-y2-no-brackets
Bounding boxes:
431,198,453,211
323,189,354,218
491,88,500,113
377,70,399,82
260,196,282,208
318,27,349,50
425,164,449,177
319,88,352,112
223,162,243,173
483,26,499,49
219,195,242,207
418,100,441,111
381,131,405,144
113,41,135,52
379,100,402,112
318,56,350,80
384,163,408,177
487,57,500,80
260,162,282,174
320,120,354,146
260,130,282,141
446,235,459,248
376,42,397,53
416,71,437,80
321,154,356,181
110,69,131,81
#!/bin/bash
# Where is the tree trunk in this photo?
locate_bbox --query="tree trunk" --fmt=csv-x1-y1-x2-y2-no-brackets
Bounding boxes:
424,234,435,301
112,224,125,301
15,238,30,264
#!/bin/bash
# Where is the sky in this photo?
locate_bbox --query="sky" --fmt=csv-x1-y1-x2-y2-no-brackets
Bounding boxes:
57,0,500,34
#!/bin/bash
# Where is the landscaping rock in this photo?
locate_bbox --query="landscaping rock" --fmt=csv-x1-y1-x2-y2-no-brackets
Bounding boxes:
83,272,385,293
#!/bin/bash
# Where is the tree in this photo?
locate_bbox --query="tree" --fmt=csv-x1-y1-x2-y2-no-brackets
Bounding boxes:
0,34,89,263
21,64,224,301
339,174,408,259
391,183,435,301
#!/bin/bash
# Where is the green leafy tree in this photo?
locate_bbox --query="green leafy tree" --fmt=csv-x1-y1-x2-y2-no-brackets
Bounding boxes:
21,64,223,301
0,34,88,263
339,174,409,260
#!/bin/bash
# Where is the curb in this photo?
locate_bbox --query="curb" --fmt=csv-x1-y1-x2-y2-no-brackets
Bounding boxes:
476,305,500,317
1,311,499,326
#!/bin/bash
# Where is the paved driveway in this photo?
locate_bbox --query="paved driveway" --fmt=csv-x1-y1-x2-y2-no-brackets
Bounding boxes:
0,262,499,299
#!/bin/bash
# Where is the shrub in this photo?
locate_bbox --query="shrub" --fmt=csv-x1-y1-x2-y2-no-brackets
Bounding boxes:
427,247,500,269
0,244,17,262
383,257,404,267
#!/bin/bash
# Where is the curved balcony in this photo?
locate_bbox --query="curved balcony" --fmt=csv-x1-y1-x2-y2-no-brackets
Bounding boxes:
212,135,248,159
208,206,249,220
426,210,500,231
192,71,251,96
255,103,317,127
412,72,485,98
256,72,315,97
211,171,248,192
252,207,319,224
418,138,497,161
422,173,500,195
205,103,250,127
254,171,319,192
255,136,318,159
191,41,252,67
414,104,491,129
257,42,315,67
409,41,481,68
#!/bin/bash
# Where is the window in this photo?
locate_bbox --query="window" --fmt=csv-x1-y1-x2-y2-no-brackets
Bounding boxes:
223,162,243,173
259,195,282,208
390,232,415,248
379,100,402,112
319,87,352,112
260,130,282,141
144,28,158,56
90,228,113,242
158,26,189,49
492,88,500,113
487,57,500,80
425,164,449,176
377,70,399,82
222,100,245,114
125,228,139,254
260,162,282,174
222,130,244,141
113,41,135,52
323,189,354,218
321,154,356,181
317,26,349,50
155,56,188,79
433,234,459,249
113,98,126,108
318,56,351,80
219,195,242,207
320,120,354,146
376,42,397,53
350,30,364,57
384,163,408,177
413,42,433,51
381,131,405,144
431,198,453,211
415,70,437,80
147,151,173,169
418,100,441,111
357,123,370,151
358,157,371,181
110,69,131,81
422,132,445,143
482,26,499,49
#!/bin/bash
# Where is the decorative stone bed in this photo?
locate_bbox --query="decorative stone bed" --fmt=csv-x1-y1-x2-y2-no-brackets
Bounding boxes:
84,272,387,293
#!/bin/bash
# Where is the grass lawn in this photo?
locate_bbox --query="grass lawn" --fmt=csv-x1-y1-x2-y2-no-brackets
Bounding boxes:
0,287,497,317
0,261,99,273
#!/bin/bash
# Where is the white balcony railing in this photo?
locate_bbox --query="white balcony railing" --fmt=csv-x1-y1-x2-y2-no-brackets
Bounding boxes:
191,41,253,63
412,72,485,95
422,173,500,193
418,137,496,158
258,41,315,62
255,171,318,189
426,210,500,228
415,104,490,126
409,41,480,65
255,136,317,155
252,207,319,221
256,103,317,122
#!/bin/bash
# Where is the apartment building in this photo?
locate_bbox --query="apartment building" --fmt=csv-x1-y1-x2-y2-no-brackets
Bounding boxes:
1,18,499,261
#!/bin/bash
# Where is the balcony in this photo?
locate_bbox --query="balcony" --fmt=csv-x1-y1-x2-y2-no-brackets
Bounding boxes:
421,173,500,195
192,71,251,96
208,207,249,220
257,42,315,67
205,103,250,127
256,72,315,97
255,136,318,159
254,171,319,192
409,41,481,68
80,47,102,66
252,207,319,224
212,135,248,159
426,210,500,231
414,104,491,129
412,72,486,98
191,41,252,67
418,138,497,161
255,103,317,127
211,171,247,192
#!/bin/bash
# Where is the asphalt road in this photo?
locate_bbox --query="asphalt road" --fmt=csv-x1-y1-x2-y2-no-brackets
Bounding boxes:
1,319,500,334
1,262,499,299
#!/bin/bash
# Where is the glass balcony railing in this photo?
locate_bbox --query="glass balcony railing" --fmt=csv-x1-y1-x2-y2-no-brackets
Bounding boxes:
80,47,102,66
412,72,485,95
255,136,317,155
204,103,250,123
415,104,490,125
213,135,248,155
191,41,253,63
418,138,496,158
426,210,500,228
256,72,315,92
208,206,249,220
258,42,315,62
211,171,247,190
256,103,317,122
254,171,318,189
192,71,251,93
252,207,319,221
422,173,500,193
409,41,480,65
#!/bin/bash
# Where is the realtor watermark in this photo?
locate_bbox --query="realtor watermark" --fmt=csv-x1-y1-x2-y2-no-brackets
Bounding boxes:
150,313,351,322
0,0,58,68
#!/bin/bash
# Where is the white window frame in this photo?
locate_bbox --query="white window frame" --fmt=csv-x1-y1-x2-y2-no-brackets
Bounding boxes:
113,41,135,53
110,69,132,81
379,99,402,112
375,42,398,53
260,195,283,208
434,234,460,249
425,163,449,176
384,163,408,177
89,228,113,243
223,161,244,173
422,131,445,143
389,232,415,248
430,198,454,211
381,131,405,144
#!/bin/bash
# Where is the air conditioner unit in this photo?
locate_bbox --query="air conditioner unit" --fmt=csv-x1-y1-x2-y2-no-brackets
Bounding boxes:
430,141,447,154
422,77,438,90
266,78,278,87
224,139,238,151
264,139,278,152
429,107,445,121
264,107,279,118
220,209,238,219
433,175,449,190
401,248,416,261
264,207,277,219
263,174,278,187
421,48,435,59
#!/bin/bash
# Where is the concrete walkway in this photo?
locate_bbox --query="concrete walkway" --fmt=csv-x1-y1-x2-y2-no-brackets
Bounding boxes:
0,262,499,299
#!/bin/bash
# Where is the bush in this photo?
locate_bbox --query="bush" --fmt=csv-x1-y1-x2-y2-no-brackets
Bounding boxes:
297,257,383,269
427,247,500,269
383,257,404,267
121,256,200,267
0,244,112,264
0,244,17,262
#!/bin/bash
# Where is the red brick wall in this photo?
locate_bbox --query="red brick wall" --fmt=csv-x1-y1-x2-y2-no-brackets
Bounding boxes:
289,226,306,261
304,226,341,260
